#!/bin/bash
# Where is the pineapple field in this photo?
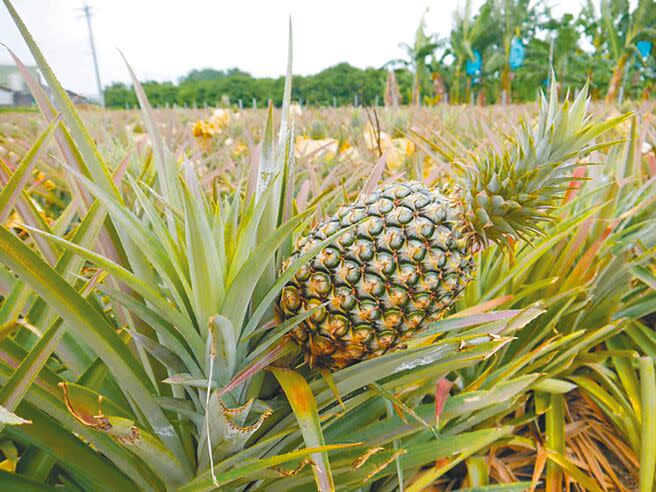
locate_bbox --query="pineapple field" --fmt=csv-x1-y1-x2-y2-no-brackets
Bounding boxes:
1,1,656,491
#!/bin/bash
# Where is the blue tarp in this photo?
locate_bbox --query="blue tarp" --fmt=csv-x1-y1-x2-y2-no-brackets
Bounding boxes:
637,40,652,62
465,50,482,76
509,37,525,70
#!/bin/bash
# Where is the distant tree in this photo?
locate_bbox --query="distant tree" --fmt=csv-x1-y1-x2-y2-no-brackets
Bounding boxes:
184,68,225,81
493,0,546,102
388,10,440,106
549,13,584,85
447,0,495,104
142,81,177,107
513,11,588,101
300,63,385,106
104,82,137,107
598,0,656,101
384,69,401,107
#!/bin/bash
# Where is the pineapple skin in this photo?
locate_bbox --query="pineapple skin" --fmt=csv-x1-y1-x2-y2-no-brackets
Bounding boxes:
277,182,475,370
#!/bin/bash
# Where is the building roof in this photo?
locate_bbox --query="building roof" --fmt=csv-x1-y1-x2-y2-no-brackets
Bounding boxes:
65,89,94,105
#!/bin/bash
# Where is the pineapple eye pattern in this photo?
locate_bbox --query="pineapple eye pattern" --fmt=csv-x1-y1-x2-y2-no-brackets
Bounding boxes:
277,182,475,370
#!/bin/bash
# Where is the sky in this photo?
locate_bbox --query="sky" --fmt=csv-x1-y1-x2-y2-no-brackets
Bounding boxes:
0,0,584,100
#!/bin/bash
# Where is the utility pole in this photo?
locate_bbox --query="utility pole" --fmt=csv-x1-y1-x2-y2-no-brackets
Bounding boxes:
80,4,104,107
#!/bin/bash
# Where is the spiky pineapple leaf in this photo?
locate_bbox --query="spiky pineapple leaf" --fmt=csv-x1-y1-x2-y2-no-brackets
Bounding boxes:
0,406,30,425
453,483,537,491
179,443,358,492
456,78,630,248
0,227,191,473
0,115,60,224
639,357,656,492
272,367,338,492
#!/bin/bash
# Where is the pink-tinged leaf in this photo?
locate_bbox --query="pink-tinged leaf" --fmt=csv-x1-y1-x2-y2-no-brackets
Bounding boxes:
647,153,656,177
455,296,514,317
217,337,295,397
113,151,132,187
563,166,586,204
271,367,339,492
296,179,311,213
435,378,453,426
301,154,322,202
563,219,618,290
422,310,523,338
359,149,390,197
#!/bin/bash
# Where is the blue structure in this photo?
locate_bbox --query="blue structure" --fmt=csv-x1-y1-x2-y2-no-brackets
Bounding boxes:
637,40,652,62
466,50,482,83
509,37,526,70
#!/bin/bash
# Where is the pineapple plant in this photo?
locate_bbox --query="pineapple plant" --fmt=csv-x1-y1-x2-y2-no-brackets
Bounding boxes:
2,1,656,490
278,82,628,369
0,4,524,491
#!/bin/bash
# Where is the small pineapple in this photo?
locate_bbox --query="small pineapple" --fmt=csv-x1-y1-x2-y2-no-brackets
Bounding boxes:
277,82,627,370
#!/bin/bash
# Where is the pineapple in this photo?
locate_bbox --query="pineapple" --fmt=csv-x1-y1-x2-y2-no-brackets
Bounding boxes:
278,83,627,370
280,182,474,369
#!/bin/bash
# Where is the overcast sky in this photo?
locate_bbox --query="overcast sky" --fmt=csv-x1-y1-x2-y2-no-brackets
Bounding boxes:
1,0,584,99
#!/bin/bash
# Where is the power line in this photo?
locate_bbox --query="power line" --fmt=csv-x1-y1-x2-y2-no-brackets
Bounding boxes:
78,3,104,107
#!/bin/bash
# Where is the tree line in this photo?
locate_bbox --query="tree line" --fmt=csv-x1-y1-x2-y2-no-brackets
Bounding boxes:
105,0,655,108
105,64,400,108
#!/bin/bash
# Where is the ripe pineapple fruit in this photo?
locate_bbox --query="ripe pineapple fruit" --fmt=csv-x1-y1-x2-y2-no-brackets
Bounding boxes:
279,182,474,369
278,83,627,370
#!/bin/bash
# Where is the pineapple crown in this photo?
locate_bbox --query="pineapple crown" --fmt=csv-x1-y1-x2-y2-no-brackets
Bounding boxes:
455,77,629,249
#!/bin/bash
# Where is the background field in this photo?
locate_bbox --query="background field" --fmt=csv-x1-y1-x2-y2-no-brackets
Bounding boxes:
1,96,655,488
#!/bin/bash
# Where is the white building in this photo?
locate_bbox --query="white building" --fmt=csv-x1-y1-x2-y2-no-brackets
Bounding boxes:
0,64,40,107
0,85,13,106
